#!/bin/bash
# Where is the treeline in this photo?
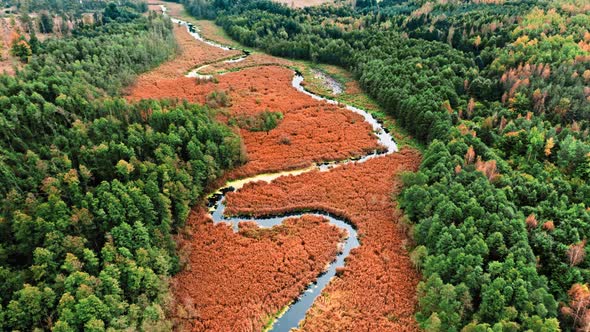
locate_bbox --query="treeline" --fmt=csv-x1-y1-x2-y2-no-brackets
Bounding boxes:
5,0,147,14
4,0,148,45
194,0,590,330
398,1,590,330
0,4,243,331
212,3,474,142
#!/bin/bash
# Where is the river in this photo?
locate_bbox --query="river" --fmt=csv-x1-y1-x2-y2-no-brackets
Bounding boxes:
162,6,398,331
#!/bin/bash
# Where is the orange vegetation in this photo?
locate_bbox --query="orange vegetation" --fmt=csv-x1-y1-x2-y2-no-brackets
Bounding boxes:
173,210,345,331
344,80,362,95
223,149,421,331
147,4,163,13
198,53,292,75
128,57,381,177
0,12,76,76
525,213,538,229
0,19,22,75
133,4,381,178
562,283,590,331
129,11,420,330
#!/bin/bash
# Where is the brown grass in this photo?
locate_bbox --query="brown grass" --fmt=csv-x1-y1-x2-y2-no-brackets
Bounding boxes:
199,53,292,75
128,52,382,177
129,65,382,177
224,150,422,331
173,211,345,331
128,12,420,330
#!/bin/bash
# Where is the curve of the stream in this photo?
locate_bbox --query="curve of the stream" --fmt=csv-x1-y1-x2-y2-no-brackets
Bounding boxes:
162,6,398,331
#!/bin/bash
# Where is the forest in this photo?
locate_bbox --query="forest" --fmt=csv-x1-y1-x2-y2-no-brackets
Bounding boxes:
0,2,242,331
2,0,590,330
178,0,590,330
3,0,148,14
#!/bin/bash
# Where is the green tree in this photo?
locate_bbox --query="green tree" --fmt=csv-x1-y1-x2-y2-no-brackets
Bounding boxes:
6,285,56,330
39,12,54,33
10,34,32,62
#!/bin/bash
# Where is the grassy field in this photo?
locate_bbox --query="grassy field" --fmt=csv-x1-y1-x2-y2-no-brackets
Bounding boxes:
292,61,424,151
185,14,423,151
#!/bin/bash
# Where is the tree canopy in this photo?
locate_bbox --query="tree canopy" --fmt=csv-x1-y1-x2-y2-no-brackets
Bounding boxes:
0,3,243,330
199,0,590,329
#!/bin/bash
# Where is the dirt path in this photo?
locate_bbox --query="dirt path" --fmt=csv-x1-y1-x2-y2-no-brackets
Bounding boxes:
130,3,421,331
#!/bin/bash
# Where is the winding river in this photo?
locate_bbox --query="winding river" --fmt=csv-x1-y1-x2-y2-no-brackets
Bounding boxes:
163,6,398,331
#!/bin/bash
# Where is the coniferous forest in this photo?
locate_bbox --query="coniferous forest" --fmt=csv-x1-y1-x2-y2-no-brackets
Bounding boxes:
179,0,590,329
0,1,242,330
2,0,590,330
